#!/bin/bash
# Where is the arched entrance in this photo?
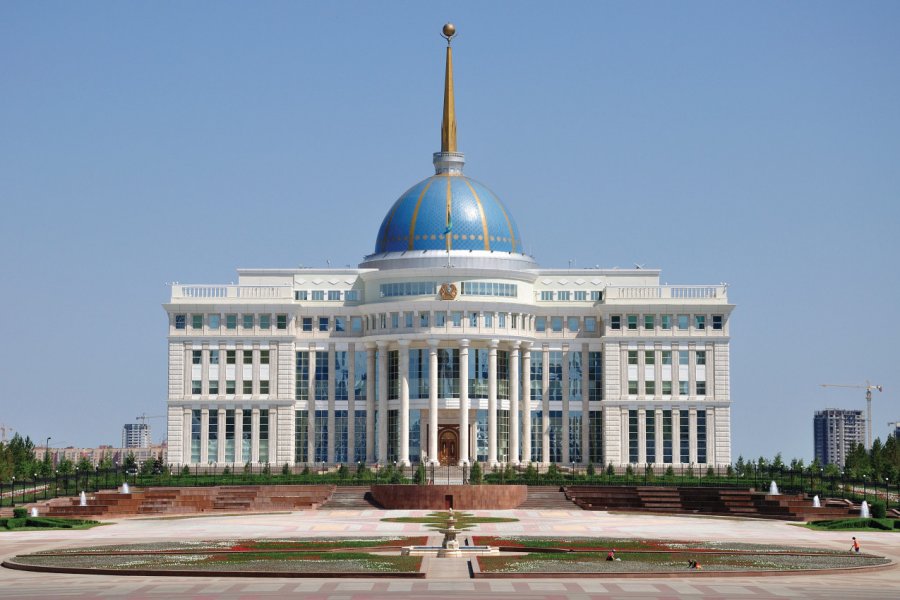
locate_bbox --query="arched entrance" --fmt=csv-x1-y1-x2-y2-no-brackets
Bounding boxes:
438,426,459,465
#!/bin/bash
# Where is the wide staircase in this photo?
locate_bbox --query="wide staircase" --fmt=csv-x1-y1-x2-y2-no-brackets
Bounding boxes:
565,485,858,521
519,486,577,510
318,486,382,509
43,485,335,518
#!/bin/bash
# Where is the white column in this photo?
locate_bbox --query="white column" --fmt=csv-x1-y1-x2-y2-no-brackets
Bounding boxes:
561,343,570,465
428,339,440,465
655,408,663,466
366,343,376,463
487,339,499,466
581,346,590,465
542,344,550,465
307,346,316,464
398,339,411,466
521,343,532,464
327,344,335,464
509,344,520,465
459,339,470,465
268,406,278,465
377,341,388,463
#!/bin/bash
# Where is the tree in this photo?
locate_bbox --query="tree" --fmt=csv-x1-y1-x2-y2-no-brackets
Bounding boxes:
123,452,137,470
772,453,784,470
76,455,93,473
98,452,113,470
469,461,483,484
57,457,74,475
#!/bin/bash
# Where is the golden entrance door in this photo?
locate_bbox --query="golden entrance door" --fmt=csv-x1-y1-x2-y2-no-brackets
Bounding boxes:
438,427,459,465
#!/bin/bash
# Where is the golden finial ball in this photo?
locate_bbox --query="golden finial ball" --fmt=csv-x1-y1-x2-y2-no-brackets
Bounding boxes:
442,23,456,38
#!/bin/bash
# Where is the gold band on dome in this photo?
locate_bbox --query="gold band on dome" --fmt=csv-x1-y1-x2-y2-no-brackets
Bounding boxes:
462,178,491,251
407,178,436,251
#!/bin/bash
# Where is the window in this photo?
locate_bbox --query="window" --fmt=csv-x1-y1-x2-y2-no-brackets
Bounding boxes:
712,315,723,330
511,314,518,329
242,314,254,329
243,350,252,365
627,315,638,330
352,316,363,332
328,290,341,301
627,351,638,365
697,381,707,395
574,290,587,301
567,316,579,332
661,350,672,365
557,291,571,301
679,350,689,365
209,380,219,395
335,316,346,332
191,380,201,394
435,311,446,326
315,352,328,400
175,314,186,329
697,410,707,463
405,312,413,328
644,315,655,329
610,315,621,330
391,312,399,329
243,380,252,394
628,380,638,394
319,317,329,332
295,290,308,301
589,411,603,463
530,351,543,401
661,314,672,330
295,351,309,401
276,314,288,329
380,281,437,297
345,290,360,302
259,314,271,329
695,315,705,330
588,351,602,401
551,316,563,332
628,410,638,463
468,312,477,327
260,350,269,364
548,351,563,401
677,314,689,330
460,281,517,297
591,290,602,301
696,350,706,365
420,312,430,327
679,381,689,395
535,317,546,332
451,311,462,327
540,291,554,301
226,314,237,329
226,350,236,364
192,314,203,329
192,350,202,365
662,380,672,395
498,313,506,327
484,312,493,327
585,317,596,332
645,380,655,395
645,411,656,463
208,314,220,329
644,350,655,365
334,351,348,400
302,317,313,331
226,380,235,394
209,350,219,365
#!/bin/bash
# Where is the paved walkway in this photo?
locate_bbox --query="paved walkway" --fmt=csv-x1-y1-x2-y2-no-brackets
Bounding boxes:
1,509,897,598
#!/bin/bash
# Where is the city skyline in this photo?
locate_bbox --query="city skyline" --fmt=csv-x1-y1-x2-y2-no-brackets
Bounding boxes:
2,2,898,461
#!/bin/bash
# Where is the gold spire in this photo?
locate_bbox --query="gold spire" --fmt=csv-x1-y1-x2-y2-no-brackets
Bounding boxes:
441,23,457,153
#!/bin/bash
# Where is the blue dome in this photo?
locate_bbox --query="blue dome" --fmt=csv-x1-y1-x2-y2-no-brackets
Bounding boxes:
375,174,524,254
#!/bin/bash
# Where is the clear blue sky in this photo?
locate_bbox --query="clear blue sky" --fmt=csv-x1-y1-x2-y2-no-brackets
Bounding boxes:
2,2,898,462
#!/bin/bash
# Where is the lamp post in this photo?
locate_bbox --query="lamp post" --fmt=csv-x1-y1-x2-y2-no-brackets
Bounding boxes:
10,476,15,507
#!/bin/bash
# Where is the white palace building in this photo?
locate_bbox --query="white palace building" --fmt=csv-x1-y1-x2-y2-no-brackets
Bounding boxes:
164,26,734,469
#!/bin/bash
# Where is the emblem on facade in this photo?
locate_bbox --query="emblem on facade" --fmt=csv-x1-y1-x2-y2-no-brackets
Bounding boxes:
439,282,458,300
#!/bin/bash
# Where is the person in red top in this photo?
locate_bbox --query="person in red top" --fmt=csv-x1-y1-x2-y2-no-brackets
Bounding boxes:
851,537,860,553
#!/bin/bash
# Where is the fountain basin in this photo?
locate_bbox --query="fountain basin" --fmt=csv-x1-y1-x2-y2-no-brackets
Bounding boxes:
401,545,498,557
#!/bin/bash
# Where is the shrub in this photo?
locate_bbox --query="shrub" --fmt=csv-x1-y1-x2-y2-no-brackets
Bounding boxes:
644,464,654,480
625,464,635,477
337,464,349,479
301,465,311,476
524,463,538,482
181,465,190,476
281,463,290,476
869,500,887,519
665,465,675,478
414,464,426,485
586,462,595,477
243,461,252,474
5,518,26,529
470,462,483,484
12,508,26,519
606,463,616,476
223,465,231,476
261,462,271,476
706,466,715,478
546,463,559,480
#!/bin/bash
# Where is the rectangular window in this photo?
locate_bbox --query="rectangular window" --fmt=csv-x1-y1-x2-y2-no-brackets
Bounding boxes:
209,380,219,396
644,350,655,365
588,351,602,401
345,290,360,302
712,315,723,330
589,410,603,464
548,351,563,401
695,315,705,330
311,290,325,301
551,316,563,332
226,314,237,329
226,350,236,364
208,314,220,329
591,290,602,301
334,351,349,401
511,314,518,329
469,312,478,327
276,314,288,329
451,312,462,327
243,350,253,365
295,410,308,463
498,350,510,400
585,317,597,332
387,350,399,400
175,314,186,329
192,350,202,365
258,410,269,460
531,411,543,463
530,350,543,401
696,381,707,395
540,291,553,301
192,314,203,329
335,316,346,332
225,409,235,462
191,409,201,463
661,314,672,330
680,411,690,463
315,409,328,463
352,316,363,333
569,350,582,403
628,409,638,463
567,316,579,331
679,380,689,395
610,315,621,330
334,410,348,464
677,314,689,330
549,410,563,463
535,317,546,332
380,281,438,297
661,350,672,365
662,410,672,463
662,380,672,395
315,352,328,400
574,290,587,301
646,411,656,464
645,379,655,395
419,312,430,327
459,281,517,297
484,312,493,327
498,313,506,328
191,380,202,394
627,350,638,365
301,317,312,331
628,380,638,394
242,411,251,462
354,351,367,400
409,348,430,399
435,311,446,326
679,350,689,365
242,314,254,329
627,315,638,330
438,348,460,397
295,351,309,401
354,410,366,463
260,350,269,364
404,312,413,328
644,315,655,329
557,290,571,301
226,380,235,394
243,379,253,395
697,410,707,463
295,290,308,301
328,290,341,301
696,350,706,365
259,314,271,329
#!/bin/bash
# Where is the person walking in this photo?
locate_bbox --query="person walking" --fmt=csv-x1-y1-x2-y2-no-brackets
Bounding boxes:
851,537,860,554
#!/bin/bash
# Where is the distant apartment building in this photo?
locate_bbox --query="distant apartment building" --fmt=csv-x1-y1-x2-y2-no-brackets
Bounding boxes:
122,423,151,448
813,409,865,467
51,443,167,467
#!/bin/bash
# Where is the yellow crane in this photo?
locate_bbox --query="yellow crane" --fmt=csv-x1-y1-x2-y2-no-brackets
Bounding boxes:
820,381,883,449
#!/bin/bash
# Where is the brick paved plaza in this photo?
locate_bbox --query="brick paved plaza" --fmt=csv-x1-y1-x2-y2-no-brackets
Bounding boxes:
1,508,897,599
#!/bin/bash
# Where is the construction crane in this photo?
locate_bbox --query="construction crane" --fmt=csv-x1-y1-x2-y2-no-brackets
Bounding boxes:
820,381,883,449
0,423,13,442
136,413,164,426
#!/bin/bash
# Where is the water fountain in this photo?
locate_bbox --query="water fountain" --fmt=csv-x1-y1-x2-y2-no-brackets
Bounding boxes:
400,507,499,558
122,482,130,494
437,509,462,557
79,491,87,507
30,507,38,517
812,495,821,508
860,500,870,518
769,481,779,495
